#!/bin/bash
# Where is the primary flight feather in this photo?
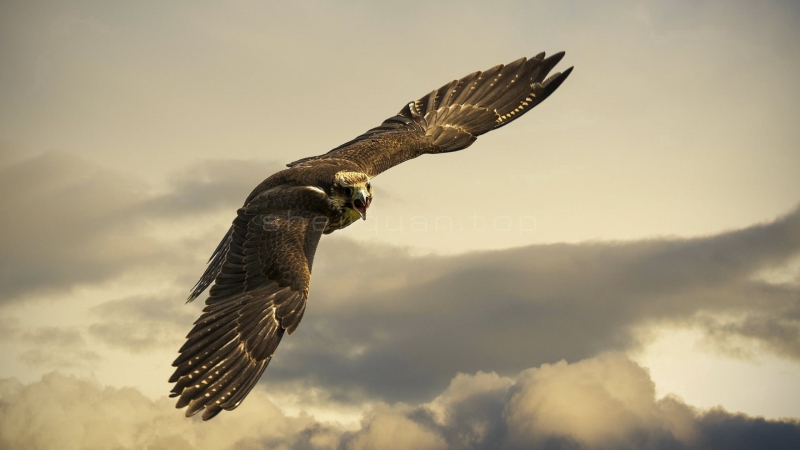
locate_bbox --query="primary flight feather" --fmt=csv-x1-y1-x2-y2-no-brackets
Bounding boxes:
170,51,573,420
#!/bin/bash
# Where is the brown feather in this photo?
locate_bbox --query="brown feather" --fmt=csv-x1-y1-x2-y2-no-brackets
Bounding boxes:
172,52,571,420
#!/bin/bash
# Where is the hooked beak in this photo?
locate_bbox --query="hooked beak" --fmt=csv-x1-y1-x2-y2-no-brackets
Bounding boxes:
352,189,371,220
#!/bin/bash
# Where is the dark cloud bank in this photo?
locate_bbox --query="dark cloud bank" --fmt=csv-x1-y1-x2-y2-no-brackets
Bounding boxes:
0,150,282,302
263,203,800,404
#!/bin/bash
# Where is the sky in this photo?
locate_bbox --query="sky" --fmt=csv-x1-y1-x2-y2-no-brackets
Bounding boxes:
1,0,799,449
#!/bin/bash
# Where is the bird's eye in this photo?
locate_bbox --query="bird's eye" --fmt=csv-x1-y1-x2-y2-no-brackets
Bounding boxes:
366,183,371,190
344,187,353,197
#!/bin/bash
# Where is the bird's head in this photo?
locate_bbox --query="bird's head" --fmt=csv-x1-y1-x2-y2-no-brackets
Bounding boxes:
331,171,373,220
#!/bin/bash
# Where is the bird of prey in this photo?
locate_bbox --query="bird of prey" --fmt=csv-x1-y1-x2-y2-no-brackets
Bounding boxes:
169,51,572,420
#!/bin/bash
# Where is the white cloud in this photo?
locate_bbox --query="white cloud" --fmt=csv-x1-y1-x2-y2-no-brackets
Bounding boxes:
0,372,337,450
3,356,799,450
505,353,695,448
345,404,447,450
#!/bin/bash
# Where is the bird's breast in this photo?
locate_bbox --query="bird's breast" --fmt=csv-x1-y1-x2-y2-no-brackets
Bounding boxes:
324,208,361,234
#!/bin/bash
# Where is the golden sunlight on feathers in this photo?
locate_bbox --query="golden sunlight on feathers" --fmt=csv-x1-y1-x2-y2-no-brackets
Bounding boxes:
169,52,572,419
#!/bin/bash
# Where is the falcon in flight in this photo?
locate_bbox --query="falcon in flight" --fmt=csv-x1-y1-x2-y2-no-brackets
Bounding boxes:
170,51,572,420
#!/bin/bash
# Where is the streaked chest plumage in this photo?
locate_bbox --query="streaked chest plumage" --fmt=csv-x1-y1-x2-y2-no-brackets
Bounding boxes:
324,207,362,234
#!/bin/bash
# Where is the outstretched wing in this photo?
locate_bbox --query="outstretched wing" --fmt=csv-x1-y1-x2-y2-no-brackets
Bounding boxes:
287,51,572,177
169,185,329,420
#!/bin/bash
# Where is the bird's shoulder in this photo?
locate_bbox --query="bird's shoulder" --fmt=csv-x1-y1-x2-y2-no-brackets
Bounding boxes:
244,158,364,205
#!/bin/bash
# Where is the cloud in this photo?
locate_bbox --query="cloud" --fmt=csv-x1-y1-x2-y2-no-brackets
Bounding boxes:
0,372,339,450
17,326,101,370
504,353,691,448
698,304,800,360
0,151,282,303
2,152,798,431
88,293,197,353
0,316,19,341
351,354,800,450
138,159,285,218
17,348,101,370
692,409,800,450
417,371,514,448
0,324,102,370
2,355,798,450
343,405,447,450
22,326,84,347
261,206,800,402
